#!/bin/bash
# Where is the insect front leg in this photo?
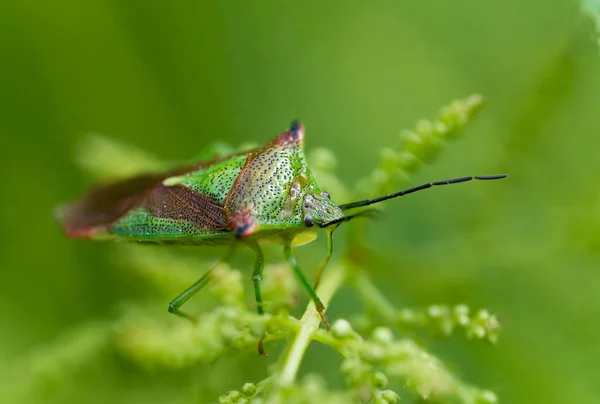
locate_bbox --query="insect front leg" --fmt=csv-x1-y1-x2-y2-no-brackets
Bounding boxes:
168,248,234,321
283,242,330,330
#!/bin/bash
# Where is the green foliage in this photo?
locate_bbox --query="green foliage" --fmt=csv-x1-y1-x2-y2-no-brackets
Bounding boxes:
1,2,599,404
583,0,600,46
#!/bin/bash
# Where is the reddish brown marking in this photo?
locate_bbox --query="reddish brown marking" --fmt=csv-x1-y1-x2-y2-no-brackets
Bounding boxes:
223,150,258,238
65,227,98,238
268,120,304,148
58,174,229,238
58,174,162,237
59,144,262,237
228,208,258,239
145,185,227,230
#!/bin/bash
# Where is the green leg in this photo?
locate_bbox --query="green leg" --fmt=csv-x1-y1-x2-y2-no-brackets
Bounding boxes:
168,249,234,321
283,242,330,330
250,243,266,316
250,242,267,356
313,229,334,291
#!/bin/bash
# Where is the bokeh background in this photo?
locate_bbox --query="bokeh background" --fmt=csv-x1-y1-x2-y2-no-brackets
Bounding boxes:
1,1,599,403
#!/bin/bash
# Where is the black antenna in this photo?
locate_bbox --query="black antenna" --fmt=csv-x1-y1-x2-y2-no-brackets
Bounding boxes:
339,174,508,211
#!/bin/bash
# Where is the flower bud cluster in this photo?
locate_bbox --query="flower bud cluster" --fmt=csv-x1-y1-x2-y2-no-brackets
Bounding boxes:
358,94,485,196
333,321,400,403
261,263,299,315
115,306,262,370
397,304,500,343
335,323,496,403
218,382,257,404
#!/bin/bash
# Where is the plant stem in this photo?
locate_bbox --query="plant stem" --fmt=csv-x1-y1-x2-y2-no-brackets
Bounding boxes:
266,262,346,403
352,269,397,322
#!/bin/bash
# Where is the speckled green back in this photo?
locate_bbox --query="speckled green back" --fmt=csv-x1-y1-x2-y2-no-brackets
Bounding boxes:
224,124,320,237
107,123,320,241
170,155,248,205
108,154,248,240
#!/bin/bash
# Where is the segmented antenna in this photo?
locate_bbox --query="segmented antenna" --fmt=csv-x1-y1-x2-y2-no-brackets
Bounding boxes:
339,174,508,211
319,174,507,228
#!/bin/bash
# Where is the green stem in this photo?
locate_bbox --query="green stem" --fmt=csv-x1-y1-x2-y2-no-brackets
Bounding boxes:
266,262,346,403
351,269,397,323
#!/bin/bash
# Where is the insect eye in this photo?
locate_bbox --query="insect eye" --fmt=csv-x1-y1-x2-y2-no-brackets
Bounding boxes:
304,214,315,227
322,191,330,199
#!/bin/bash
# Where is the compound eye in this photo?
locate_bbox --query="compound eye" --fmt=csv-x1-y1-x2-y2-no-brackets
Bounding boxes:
304,214,315,227
322,191,330,199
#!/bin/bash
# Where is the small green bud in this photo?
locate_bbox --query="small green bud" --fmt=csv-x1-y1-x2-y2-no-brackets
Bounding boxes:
340,358,361,376
360,343,385,363
487,333,499,344
340,358,370,387
371,371,388,389
231,336,248,350
249,322,265,339
486,314,500,331
399,130,422,146
210,265,245,307
427,305,446,319
380,389,399,403
416,119,434,136
476,309,490,321
397,308,418,324
218,395,233,404
453,304,469,316
467,324,486,339
303,373,326,392
401,131,426,158
220,323,241,343
478,390,498,404
433,122,448,136
372,169,392,191
262,263,298,313
440,318,454,336
372,327,393,345
380,148,401,172
242,383,256,397
332,319,353,339
350,313,372,331
453,304,471,327
228,390,242,402
396,151,421,172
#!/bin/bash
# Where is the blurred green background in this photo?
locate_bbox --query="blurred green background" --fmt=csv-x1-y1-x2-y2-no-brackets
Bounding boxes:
1,0,599,403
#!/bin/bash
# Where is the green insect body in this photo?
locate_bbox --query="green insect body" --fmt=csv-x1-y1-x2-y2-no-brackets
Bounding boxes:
63,121,341,244
58,120,507,354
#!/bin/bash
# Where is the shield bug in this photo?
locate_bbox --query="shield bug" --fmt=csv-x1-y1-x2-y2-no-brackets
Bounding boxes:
57,120,507,353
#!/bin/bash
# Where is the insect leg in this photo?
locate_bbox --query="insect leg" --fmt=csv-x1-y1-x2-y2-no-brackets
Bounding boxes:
249,242,268,356
168,248,235,321
250,242,266,316
313,229,334,290
283,243,330,330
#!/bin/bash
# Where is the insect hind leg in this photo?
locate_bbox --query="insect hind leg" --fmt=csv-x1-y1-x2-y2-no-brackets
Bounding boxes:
250,242,268,356
168,248,235,321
